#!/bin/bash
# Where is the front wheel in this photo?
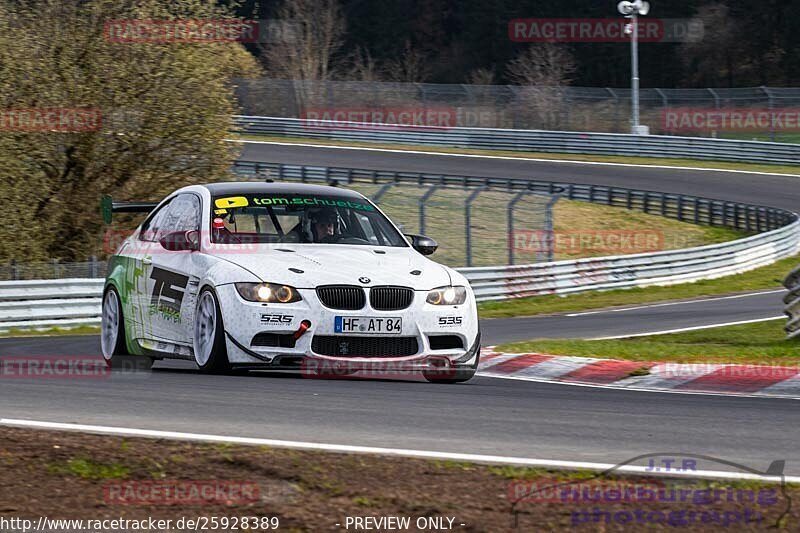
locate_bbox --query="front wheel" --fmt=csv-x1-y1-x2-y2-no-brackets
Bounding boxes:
101,287,153,371
193,288,231,373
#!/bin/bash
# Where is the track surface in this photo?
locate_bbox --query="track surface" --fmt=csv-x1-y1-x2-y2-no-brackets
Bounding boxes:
3,143,799,475
1,334,799,475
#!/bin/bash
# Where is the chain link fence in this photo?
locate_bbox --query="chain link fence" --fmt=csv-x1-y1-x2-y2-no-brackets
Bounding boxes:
234,79,800,142
0,259,108,281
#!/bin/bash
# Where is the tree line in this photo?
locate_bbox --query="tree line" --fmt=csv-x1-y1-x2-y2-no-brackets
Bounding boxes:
235,0,800,88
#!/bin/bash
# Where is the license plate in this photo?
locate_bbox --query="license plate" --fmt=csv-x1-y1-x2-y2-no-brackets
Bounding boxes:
335,316,402,335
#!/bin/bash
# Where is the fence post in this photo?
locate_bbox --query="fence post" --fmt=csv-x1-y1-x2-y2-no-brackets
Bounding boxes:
464,187,486,267
761,86,775,142
52,258,58,278
90,255,98,278
11,259,17,280
418,185,441,236
545,195,560,263
507,191,527,265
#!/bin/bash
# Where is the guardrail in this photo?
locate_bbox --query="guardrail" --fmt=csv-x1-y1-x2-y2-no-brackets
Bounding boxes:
783,266,800,339
0,279,104,333
469,221,799,301
233,161,795,233
233,116,800,165
4,166,798,331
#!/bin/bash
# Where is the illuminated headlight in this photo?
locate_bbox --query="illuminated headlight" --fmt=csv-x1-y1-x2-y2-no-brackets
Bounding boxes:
426,286,467,305
235,282,302,303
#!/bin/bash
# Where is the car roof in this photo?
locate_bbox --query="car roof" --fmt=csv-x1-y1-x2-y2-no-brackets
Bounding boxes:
201,181,365,199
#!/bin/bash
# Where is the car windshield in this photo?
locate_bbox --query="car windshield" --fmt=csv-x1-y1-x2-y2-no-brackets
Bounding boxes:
210,193,407,247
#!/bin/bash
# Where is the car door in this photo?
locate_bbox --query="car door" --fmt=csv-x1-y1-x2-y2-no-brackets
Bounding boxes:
119,197,174,345
145,193,203,346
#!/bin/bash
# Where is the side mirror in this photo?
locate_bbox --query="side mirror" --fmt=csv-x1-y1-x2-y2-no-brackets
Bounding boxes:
159,230,200,252
406,234,438,256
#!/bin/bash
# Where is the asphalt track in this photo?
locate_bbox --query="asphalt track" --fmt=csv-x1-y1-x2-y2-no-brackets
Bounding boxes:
2,142,799,475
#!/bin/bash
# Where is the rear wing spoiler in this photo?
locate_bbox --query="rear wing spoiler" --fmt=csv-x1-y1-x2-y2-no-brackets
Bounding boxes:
101,195,159,224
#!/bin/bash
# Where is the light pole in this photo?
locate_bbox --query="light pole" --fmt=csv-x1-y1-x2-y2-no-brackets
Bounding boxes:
618,1,650,135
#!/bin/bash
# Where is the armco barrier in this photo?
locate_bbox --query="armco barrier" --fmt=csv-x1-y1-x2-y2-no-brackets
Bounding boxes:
0,279,104,333
3,221,798,330
3,161,799,330
783,266,800,339
467,219,799,301
233,116,800,165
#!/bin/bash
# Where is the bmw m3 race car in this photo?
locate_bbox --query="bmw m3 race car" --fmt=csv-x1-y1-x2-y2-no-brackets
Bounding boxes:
100,182,481,383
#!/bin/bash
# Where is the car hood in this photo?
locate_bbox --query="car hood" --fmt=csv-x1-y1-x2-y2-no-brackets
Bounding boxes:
212,244,453,289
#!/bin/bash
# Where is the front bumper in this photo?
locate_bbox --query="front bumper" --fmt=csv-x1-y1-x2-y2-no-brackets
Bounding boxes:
216,284,480,373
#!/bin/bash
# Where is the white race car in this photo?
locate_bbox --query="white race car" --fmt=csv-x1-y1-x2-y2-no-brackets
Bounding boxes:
100,182,481,383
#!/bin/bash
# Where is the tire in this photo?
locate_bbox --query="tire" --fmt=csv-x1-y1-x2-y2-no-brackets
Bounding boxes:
101,287,153,371
193,287,231,373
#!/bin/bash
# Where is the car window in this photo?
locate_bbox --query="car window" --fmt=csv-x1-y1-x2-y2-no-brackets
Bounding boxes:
139,199,173,242
161,194,201,237
210,193,407,247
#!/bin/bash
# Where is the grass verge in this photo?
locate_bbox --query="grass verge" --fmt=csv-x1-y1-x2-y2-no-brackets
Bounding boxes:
0,325,100,338
478,254,796,319
3,427,795,530
495,318,797,366
233,133,800,176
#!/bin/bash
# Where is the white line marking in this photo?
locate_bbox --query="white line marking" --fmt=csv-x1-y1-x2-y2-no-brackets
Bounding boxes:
566,290,786,317
477,372,800,401
227,139,800,178
1,418,795,482
589,316,785,339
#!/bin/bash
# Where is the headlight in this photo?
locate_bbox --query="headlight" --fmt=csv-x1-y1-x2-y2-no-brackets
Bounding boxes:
235,282,302,303
426,286,467,305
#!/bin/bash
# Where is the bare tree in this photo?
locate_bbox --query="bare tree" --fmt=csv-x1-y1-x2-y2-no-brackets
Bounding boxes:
260,0,347,109
349,46,383,82
679,3,740,86
466,67,496,86
505,44,576,129
385,41,431,83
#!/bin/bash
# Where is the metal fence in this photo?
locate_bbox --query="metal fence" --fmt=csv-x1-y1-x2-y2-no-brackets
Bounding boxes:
232,161,795,233
783,267,800,339
235,79,800,141
233,116,800,165
0,259,107,281
2,161,797,329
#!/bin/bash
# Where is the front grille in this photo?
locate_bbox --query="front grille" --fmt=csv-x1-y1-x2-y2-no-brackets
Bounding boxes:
370,286,414,311
311,335,419,357
316,285,366,310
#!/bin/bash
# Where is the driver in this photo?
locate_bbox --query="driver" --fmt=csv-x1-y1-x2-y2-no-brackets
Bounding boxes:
309,207,338,243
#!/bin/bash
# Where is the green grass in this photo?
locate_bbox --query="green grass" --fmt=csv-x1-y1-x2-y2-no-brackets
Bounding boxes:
233,133,800,175
496,318,798,365
335,183,745,268
478,253,797,319
0,325,100,338
48,458,130,480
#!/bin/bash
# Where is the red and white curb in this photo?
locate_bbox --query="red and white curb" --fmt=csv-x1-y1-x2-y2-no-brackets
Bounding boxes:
477,348,800,399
